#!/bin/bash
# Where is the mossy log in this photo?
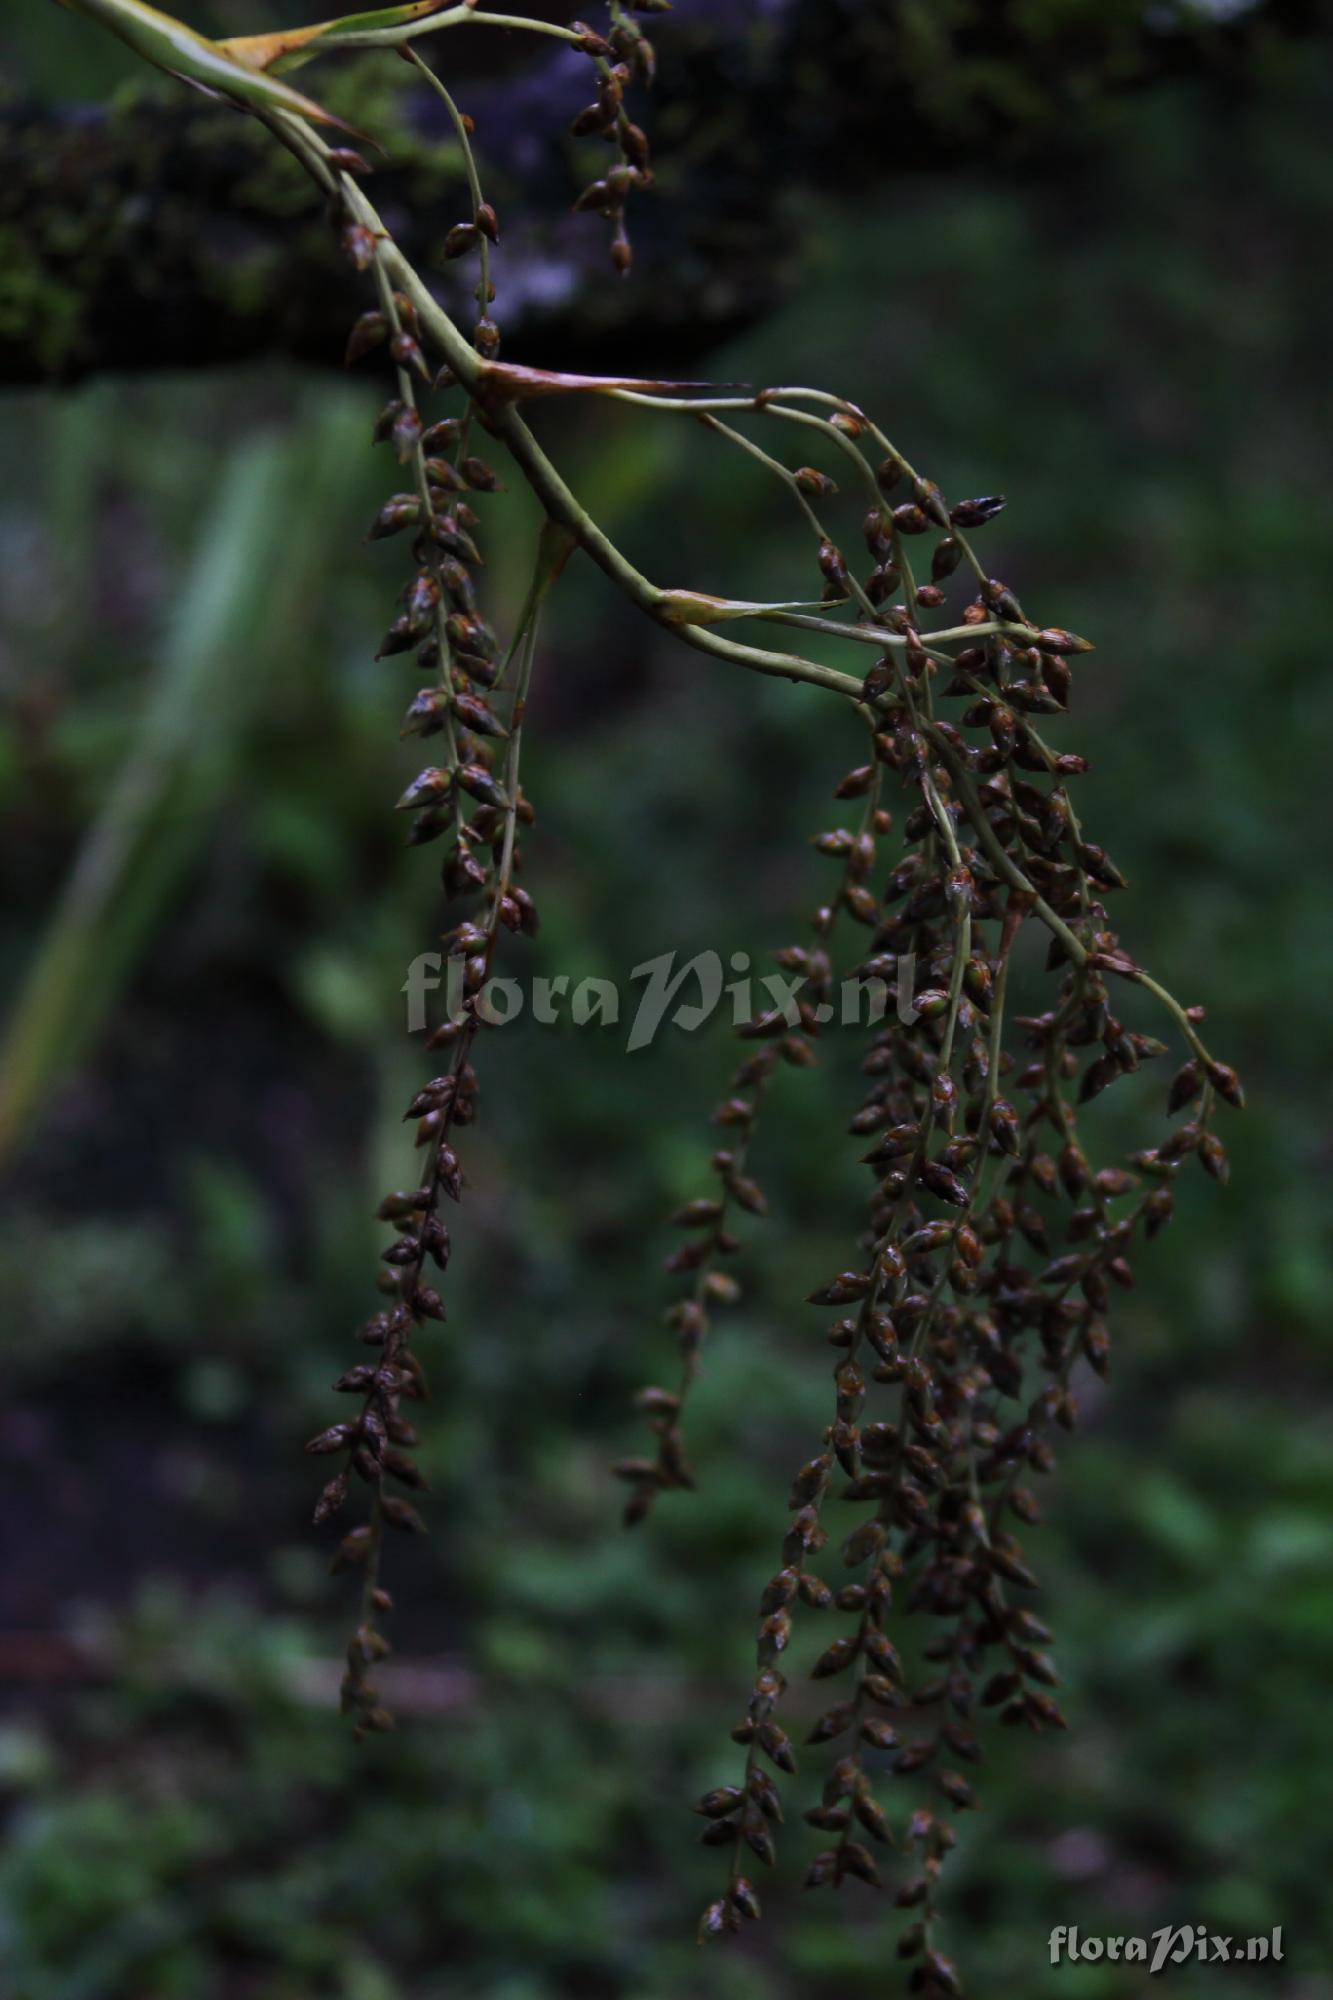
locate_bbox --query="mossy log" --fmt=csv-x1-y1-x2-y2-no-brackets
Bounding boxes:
0,0,1318,385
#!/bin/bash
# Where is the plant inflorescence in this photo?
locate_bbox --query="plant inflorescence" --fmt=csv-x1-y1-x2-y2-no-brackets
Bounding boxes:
62,1,1244,1985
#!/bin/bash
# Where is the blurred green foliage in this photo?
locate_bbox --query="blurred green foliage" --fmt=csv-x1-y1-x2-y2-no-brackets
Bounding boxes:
1,26,1332,2000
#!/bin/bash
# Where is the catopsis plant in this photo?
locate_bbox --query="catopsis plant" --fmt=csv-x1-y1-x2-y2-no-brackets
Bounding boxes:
58,0,1244,1987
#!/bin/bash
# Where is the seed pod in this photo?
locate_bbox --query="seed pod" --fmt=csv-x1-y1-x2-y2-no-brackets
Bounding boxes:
949,494,1006,527
331,1525,375,1577
811,1634,859,1679
862,1632,903,1681
670,1197,723,1228
817,540,850,591
369,495,421,540
748,1769,784,1825
313,1470,349,1524
1205,1058,1245,1108
341,223,378,270
396,768,453,812
380,1495,426,1534
754,1718,796,1775
391,405,423,462
696,1899,728,1941
931,535,964,580
904,1221,954,1257
456,764,510,809
923,1951,964,1995
807,1271,871,1305
920,1161,969,1208
344,310,388,366
619,119,650,169
1033,626,1094,655
795,466,838,498
421,419,464,458
1026,1691,1069,1729
839,1840,881,1885
729,1876,760,1921
804,1849,838,1888
695,1786,743,1819
305,1424,353,1456
459,455,500,494
808,1701,856,1744
443,221,481,259
389,331,427,381
1079,1053,1119,1103
729,1175,768,1216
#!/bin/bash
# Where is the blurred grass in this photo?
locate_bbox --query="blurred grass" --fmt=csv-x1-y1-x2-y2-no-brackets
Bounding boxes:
0,397,371,1161
0,31,1331,2000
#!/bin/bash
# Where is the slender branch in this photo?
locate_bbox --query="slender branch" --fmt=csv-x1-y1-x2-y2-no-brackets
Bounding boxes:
304,6,586,56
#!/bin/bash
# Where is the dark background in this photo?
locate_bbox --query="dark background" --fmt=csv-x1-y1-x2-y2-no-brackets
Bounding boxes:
1,5,1331,1997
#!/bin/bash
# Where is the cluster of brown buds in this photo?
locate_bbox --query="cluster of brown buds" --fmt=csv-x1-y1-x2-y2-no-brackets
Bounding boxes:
614,441,1244,1976
620,732,894,1521
302,136,560,1736
569,3,669,273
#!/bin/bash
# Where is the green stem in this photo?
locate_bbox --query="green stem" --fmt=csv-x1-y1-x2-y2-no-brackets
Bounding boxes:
311,7,585,57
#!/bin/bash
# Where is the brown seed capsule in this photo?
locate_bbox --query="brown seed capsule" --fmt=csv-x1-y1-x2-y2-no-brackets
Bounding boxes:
931,535,965,582
808,1702,856,1745
807,1271,871,1306
331,1525,373,1573
811,1635,860,1679
313,1470,349,1524
752,1728,792,1776
817,540,850,591
1205,1059,1245,1109
396,768,453,812
369,495,422,541
305,1424,354,1456
949,494,1006,527
795,466,838,499
923,1951,964,1995
694,1786,743,1819
391,406,423,463
443,221,481,260
1033,626,1095,655
344,310,388,367
622,121,652,171
730,1877,760,1921
696,1899,728,1941
390,331,428,381
863,1631,903,1679
803,1849,838,1889
341,223,379,270
456,764,510,810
